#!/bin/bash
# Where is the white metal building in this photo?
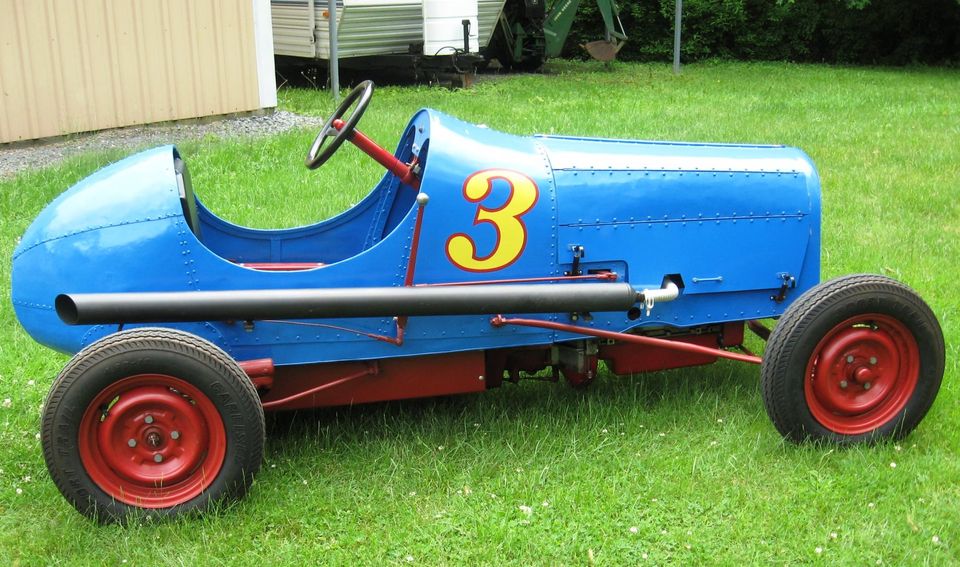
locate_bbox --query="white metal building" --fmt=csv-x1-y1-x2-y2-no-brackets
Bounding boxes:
0,0,278,144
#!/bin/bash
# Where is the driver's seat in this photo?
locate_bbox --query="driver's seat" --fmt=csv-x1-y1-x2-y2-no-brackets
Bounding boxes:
175,154,202,240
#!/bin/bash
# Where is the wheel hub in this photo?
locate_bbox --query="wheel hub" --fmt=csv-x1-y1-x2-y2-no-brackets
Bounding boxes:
78,374,226,508
145,430,163,448
805,314,920,435
853,366,874,385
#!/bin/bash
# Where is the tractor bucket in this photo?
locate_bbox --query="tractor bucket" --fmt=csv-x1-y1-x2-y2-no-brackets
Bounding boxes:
584,39,624,62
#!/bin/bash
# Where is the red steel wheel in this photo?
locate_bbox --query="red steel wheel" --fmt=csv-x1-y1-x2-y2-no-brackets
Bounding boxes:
804,314,919,435
761,275,944,443
42,328,264,523
78,374,227,508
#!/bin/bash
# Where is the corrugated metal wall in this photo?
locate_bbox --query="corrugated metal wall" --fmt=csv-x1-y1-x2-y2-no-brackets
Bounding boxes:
0,0,275,144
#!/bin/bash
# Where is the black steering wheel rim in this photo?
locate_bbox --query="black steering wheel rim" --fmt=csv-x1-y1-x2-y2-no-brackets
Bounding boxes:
305,80,374,170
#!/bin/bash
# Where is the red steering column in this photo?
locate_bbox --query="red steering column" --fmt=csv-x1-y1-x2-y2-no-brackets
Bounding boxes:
333,118,421,190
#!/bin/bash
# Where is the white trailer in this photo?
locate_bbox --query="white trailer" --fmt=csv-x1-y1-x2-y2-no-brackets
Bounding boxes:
272,0,507,82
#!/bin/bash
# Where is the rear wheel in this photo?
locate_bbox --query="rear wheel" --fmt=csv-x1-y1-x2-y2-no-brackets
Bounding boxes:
761,275,944,443
41,328,264,522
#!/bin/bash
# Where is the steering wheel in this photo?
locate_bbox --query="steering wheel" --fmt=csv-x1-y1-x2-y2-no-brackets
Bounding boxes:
305,80,374,170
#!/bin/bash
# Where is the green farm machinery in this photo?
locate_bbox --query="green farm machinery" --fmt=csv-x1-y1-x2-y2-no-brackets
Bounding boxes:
487,0,627,70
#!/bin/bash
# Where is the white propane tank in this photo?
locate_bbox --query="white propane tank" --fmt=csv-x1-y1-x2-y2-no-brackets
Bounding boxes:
422,0,479,56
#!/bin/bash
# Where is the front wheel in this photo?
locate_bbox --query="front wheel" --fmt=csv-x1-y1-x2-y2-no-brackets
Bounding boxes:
761,275,944,443
41,328,265,522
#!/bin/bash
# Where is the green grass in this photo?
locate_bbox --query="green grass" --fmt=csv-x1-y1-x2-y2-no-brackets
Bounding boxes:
1,61,958,565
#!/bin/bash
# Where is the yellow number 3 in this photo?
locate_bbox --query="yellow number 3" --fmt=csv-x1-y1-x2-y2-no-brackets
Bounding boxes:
446,169,539,272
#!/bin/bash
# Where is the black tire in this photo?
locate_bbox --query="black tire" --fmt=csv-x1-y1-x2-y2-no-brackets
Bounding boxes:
761,274,944,444
41,328,265,523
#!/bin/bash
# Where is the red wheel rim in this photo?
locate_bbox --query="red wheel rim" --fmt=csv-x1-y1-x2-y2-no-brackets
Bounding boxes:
78,374,226,508
804,314,920,435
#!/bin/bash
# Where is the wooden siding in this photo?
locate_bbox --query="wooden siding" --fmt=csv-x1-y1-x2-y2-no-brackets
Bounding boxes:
0,0,271,143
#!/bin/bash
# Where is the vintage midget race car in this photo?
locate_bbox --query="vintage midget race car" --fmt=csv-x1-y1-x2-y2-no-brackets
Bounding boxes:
12,82,945,522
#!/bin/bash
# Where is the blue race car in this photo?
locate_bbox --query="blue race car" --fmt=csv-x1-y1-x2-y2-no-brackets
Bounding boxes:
12,82,944,522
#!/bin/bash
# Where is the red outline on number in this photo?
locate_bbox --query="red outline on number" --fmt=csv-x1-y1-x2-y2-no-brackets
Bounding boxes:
445,169,540,273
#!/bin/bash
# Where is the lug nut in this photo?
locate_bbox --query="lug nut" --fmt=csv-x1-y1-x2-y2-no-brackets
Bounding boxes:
128,438,137,448
863,382,872,390
846,355,854,363
170,431,180,440
154,454,163,463
869,356,878,365
144,415,154,424
839,380,848,389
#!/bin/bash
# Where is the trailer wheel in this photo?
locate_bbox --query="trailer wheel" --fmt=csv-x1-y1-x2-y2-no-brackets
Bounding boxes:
761,275,943,443
41,328,264,523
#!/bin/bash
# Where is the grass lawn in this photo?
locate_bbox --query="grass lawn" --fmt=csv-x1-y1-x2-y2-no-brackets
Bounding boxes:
1,60,958,564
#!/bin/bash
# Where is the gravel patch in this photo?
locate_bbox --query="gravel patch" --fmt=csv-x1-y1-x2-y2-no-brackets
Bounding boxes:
0,110,325,180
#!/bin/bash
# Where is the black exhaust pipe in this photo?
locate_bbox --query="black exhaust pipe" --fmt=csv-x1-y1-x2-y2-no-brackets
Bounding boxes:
56,283,639,325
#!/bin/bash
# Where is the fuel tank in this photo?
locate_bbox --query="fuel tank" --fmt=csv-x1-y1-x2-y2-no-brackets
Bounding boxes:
536,133,821,301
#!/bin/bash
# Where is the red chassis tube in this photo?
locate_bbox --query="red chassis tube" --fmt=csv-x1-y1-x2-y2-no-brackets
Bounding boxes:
239,321,759,411
237,262,325,272
490,316,762,365
416,272,619,287
599,322,746,374
250,352,486,411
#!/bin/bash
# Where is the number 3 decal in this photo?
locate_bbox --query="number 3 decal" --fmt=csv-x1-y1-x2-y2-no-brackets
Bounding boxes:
446,169,539,272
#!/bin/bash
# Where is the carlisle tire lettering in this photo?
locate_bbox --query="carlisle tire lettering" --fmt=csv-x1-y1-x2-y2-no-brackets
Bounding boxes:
446,169,539,272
